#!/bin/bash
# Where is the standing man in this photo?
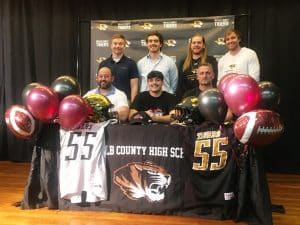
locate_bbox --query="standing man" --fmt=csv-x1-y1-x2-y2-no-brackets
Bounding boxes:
129,71,177,124
98,34,139,102
137,31,178,94
218,29,260,82
176,33,218,100
85,67,129,122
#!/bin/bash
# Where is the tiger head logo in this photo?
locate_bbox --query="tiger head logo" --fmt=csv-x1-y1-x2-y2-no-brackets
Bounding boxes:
114,162,171,202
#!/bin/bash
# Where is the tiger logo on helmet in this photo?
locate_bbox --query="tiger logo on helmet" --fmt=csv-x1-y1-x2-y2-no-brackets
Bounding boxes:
83,93,115,122
174,96,204,125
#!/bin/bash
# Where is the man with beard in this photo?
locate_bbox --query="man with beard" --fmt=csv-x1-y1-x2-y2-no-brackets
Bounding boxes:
137,31,178,94
129,70,177,124
176,33,217,100
85,66,129,122
98,34,139,102
182,63,215,98
174,63,216,124
218,29,260,82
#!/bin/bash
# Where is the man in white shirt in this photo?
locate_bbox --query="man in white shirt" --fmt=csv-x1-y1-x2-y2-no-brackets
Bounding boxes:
137,31,178,94
85,67,129,122
218,29,260,82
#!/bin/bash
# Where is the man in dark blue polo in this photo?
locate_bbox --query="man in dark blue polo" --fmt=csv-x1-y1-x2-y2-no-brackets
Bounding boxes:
98,33,139,102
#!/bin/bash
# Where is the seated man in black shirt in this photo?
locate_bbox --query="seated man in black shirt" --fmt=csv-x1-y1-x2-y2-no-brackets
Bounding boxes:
175,63,215,125
129,71,177,124
182,62,215,99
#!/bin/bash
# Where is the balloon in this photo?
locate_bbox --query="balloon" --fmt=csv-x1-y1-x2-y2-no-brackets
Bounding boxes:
258,81,280,111
58,95,88,130
26,85,59,122
233,109,284,147
51,75,81,101
5,105,36,139
223,74,261,116
198,88,228,125
21,82,42,105
217,73,238,93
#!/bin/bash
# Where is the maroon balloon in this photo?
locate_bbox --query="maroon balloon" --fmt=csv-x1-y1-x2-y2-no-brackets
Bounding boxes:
58,95,88,130
5,105,36,139
21,82,42,106
217,73,238,94
26,85,59,122
223,74,261,116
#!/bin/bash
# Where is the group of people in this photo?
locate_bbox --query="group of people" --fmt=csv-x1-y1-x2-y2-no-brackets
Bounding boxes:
86,29,260,124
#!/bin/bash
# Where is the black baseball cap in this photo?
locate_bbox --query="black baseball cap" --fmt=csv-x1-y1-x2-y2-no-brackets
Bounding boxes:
147,70,164,80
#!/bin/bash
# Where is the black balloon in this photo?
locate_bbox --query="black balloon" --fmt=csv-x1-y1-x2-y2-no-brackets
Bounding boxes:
51,75,81,101
21,82,42,105
258,81,280,111
198,88,228,125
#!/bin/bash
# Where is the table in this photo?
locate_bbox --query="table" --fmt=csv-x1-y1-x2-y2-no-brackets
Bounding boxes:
21,123,273,224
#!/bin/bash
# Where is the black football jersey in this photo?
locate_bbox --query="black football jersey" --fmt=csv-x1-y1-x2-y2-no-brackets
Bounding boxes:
182,121,239,219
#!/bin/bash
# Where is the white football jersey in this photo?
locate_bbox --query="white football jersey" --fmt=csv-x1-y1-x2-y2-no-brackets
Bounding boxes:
59,121,110,203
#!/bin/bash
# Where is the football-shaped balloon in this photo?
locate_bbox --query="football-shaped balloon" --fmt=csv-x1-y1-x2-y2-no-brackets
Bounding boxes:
58,95,88,130
26,85,59,122
5,105,36,139
51,75,81,101
233,109,284,147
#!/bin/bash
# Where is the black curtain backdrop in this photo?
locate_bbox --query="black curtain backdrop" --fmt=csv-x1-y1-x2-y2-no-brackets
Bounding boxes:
1,0,299,173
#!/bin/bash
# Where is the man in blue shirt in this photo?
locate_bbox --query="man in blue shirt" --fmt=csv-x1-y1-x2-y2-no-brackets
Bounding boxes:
98,34,139,102
137,31,178,94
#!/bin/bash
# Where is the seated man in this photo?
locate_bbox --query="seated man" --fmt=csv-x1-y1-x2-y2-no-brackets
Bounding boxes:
129,71,177,124
85,66,129,122
182,62,215,98
174,63,215,124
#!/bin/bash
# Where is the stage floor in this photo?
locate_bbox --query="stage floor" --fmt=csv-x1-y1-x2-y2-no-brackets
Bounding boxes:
0,161,299,225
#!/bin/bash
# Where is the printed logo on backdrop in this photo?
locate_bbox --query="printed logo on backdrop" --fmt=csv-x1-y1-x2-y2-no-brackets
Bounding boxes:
214,18,230,27
165,39,177,47
215,37,226,45
93,23,108,31
96,40,109,47
193,20,204,28
163,21,178,29
118,22,131,30
96,57,106,64
141,23,153,30
90,16,234,89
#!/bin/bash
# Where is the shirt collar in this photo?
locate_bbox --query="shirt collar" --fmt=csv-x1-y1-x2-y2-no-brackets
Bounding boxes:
146,52,163,59
97,85,116,96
